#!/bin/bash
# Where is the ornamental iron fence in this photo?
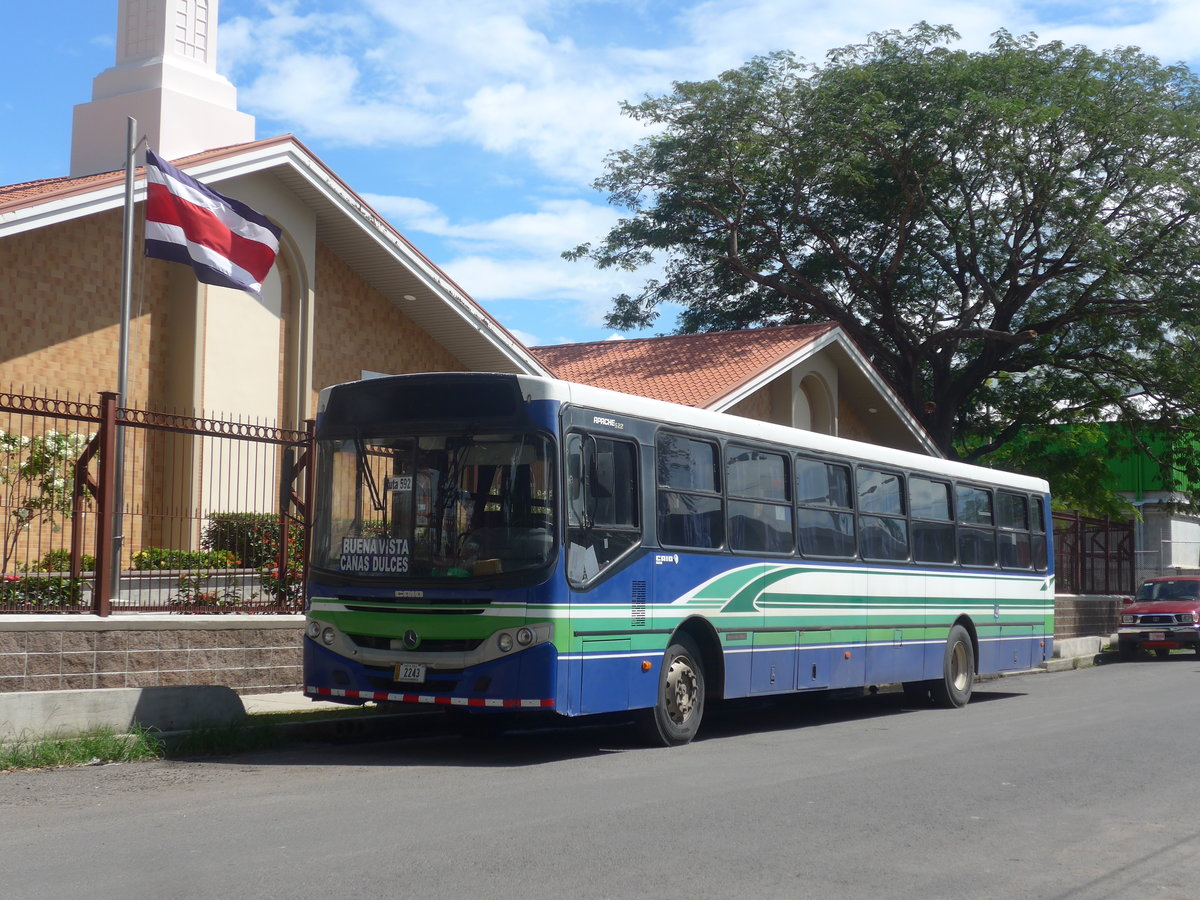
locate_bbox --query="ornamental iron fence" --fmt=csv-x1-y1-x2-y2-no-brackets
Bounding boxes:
1052,510,1135,596
0,388,311,615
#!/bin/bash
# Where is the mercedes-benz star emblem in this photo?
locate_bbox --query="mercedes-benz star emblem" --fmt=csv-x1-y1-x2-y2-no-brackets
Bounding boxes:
403,630,421,649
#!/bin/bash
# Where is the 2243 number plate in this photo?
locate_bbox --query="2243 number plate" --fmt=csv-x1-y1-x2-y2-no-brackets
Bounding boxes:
394,662,426,683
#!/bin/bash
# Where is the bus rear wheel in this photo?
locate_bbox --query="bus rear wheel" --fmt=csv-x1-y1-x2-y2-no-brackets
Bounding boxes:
636,636,706,747
931,624,974,708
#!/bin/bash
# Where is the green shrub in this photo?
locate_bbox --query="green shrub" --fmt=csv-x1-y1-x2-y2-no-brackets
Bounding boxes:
203,513,299,568
131,547,240,570
32,548,97,573
0,575,86,610
204,513,306,610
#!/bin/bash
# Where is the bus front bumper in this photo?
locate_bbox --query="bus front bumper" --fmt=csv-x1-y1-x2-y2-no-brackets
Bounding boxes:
302,638,558,709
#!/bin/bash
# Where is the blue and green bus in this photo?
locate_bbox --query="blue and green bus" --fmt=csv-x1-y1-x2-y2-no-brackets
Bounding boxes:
303,373,1053,745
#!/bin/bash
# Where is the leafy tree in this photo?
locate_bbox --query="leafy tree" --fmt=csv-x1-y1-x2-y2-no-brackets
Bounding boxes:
568,24,1200,507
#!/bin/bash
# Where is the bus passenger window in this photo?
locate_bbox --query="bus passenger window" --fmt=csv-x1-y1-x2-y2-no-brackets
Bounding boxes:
727,447,792,554
910,476,955,564
997,491,1032,569
858,467,908,561
657,434,724,550
795,457,855,558
1031,497,1048,571
956,484,996,567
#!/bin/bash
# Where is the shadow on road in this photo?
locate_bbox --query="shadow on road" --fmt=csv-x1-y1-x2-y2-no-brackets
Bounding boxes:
191,682,1028,770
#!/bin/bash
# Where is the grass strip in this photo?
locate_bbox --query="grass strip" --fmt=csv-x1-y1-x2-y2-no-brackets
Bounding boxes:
1,726,164,772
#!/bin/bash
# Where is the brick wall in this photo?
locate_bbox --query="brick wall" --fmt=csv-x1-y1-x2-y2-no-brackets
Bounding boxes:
0,616,302,695
1053,595,1122,640
0,212,175,403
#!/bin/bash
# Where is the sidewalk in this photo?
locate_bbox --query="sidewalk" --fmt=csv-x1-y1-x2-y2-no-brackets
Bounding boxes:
240,691,355,715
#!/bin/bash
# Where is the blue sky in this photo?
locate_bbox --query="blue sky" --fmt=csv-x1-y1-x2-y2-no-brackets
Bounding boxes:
4,1,1199,347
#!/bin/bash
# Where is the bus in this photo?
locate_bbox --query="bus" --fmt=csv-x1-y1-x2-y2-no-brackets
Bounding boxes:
303,372,1053,745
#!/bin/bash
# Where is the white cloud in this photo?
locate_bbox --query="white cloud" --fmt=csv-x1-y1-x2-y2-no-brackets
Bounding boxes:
223,1,1200,187
360,190,656,331
503,326,545,348
212,0,1200,346
362,193,622,256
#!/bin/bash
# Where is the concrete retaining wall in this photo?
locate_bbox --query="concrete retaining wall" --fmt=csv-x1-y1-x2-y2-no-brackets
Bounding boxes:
0,615,303,695
0,685,247,742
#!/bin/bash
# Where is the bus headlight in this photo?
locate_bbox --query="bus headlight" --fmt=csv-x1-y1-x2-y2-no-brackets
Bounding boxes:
306,620,322,639
497,632,514,653
516,627,535,647
321,628,337,646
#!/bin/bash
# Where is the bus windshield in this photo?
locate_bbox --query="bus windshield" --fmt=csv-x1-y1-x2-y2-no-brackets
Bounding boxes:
311,432,555,580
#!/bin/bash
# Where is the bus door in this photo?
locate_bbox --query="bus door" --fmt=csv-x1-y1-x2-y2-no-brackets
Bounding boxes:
565,430,645,715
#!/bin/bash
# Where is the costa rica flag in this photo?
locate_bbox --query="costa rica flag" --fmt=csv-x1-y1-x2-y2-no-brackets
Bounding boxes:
144,149,281,298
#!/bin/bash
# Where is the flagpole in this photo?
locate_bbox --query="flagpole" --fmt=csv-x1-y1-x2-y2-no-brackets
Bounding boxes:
109,116,136,604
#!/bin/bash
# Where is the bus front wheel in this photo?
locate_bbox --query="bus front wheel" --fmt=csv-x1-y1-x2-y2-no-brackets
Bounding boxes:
931,624,974,708
636,636,706,747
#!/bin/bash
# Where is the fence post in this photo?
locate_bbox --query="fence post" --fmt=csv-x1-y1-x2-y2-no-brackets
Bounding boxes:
70,432,102,584
302,419,315,593
275,420,315,611
92,391,118,617
277,447,294,610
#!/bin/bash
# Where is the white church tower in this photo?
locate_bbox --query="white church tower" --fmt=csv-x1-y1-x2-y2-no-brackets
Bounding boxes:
70,0,256,176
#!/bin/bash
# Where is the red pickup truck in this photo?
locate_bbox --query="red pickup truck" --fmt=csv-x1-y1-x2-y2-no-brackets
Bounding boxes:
1118,577,1200,660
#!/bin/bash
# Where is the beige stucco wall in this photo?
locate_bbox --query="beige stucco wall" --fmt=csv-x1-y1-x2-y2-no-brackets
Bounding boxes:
310,242,466,411
837,395,872,443
725,386,772,423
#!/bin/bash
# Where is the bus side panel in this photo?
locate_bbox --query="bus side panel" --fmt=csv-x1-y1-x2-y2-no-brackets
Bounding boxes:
799,634,832,689
650,557,766,701
564,553,663,716
577,639,631,713
750,632,797,694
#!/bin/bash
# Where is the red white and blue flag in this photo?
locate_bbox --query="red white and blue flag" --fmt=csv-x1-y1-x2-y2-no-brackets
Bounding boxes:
144,149,281,298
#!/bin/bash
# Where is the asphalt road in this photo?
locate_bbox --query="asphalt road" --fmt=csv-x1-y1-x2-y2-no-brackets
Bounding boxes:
3,657,1199,900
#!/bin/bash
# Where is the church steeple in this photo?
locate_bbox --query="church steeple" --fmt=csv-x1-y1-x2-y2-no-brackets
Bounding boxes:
70,0,256,176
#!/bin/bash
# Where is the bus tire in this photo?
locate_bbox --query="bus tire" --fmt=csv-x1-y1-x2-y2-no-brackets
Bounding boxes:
931,624,974,708
636,636,706,747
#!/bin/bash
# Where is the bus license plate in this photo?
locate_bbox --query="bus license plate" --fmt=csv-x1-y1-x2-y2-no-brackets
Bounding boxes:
395,663,426,683
1149,632,1165,641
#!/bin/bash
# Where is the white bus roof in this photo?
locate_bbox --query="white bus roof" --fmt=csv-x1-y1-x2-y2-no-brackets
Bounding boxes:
517,374,1049,495
317,373,1049,495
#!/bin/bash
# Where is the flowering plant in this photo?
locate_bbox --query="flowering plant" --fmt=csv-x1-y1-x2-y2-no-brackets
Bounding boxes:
1,430,92,575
